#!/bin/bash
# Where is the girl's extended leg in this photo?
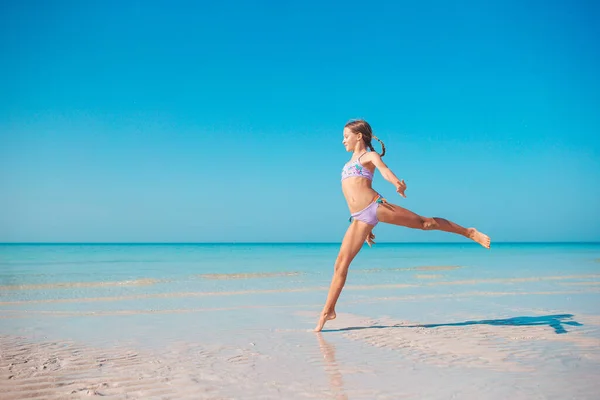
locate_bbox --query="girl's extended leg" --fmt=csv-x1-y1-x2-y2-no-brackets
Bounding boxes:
377,202,491,249
315,220,374,332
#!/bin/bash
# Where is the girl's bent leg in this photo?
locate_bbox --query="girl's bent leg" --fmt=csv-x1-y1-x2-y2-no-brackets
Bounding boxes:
315,220,374,332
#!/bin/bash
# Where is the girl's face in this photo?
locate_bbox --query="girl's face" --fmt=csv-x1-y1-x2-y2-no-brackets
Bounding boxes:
342,127,361,152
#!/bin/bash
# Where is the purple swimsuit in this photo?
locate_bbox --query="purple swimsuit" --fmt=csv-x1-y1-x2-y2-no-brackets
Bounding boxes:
341,152,385,227
341,152,374,181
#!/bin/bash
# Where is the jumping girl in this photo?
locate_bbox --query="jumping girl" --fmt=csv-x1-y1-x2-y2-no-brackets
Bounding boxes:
315,119,491,332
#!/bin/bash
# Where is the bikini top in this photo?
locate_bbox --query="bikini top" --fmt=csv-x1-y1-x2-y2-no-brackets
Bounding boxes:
341,152,374,181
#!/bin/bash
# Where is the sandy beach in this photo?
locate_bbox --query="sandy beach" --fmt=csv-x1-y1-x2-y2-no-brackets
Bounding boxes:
2,292,600,398
1,308,599,399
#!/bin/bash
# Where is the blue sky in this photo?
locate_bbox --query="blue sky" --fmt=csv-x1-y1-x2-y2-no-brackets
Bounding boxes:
1,1,599,243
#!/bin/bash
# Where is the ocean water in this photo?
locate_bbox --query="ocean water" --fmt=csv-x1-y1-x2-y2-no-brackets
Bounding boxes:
1,243,599,399
1,242,599,334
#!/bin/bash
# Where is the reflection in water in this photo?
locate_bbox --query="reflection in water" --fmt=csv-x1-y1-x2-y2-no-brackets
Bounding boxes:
315,333,348,400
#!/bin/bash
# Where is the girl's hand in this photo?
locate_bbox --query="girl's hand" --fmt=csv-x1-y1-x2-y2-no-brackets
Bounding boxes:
366,231,376,247
396,180,407,198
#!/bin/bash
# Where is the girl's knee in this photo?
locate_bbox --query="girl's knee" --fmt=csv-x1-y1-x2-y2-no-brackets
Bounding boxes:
421,217,437,230
336,253,351,265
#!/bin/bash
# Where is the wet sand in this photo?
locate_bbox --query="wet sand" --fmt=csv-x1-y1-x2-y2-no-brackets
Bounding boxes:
1,310,599,399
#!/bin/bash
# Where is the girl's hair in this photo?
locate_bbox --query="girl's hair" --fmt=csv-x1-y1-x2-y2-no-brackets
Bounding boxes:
344,119,386,157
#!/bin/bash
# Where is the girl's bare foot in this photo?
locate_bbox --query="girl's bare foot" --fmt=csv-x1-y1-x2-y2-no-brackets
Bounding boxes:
314,310,337,332
467,228,491,249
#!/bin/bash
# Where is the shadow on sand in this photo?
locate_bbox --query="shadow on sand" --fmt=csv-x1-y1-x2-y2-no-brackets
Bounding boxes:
325,314,582,334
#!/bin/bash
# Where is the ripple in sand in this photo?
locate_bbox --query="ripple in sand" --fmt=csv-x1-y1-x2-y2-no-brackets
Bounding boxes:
0,278,163,291
428,274,600,286
413,266,462,271
198,271,302,280
0,337,241,399
2,333,352,399
560,281,600,286
356,265,463,273
414,274,443,279
338,313,600,373
345,289,600,306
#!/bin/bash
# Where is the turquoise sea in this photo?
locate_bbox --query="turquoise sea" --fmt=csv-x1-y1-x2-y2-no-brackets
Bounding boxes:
1,242,599,335
1,243,599,399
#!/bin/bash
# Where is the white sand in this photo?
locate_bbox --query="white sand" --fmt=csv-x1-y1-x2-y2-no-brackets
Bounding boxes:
2,310,599,399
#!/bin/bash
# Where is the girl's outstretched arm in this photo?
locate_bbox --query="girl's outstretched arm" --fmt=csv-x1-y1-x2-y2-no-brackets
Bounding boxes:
368,153,407,198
